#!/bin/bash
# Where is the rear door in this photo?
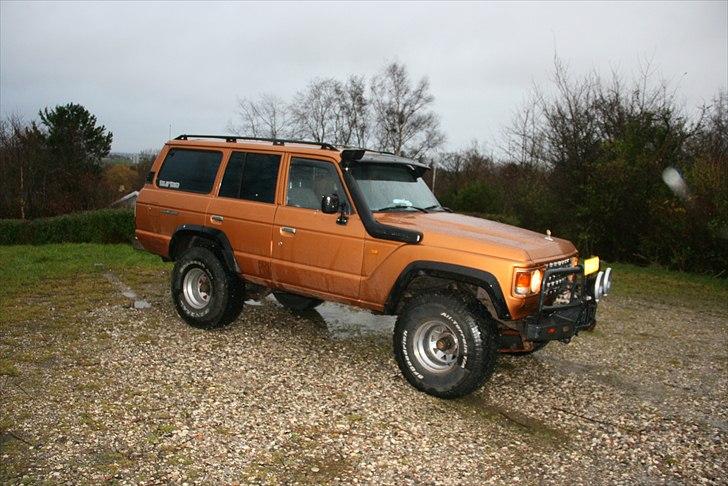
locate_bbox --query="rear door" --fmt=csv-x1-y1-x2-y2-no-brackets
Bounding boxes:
205,150,282,282
137,147,223,255
271,155,366,300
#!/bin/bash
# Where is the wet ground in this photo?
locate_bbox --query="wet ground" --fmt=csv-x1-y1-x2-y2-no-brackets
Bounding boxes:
1,263,727,484
258,295,396,339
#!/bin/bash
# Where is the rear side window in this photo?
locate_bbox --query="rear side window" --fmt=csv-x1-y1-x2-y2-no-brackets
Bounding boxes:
156,149,222,193
219,152,280,203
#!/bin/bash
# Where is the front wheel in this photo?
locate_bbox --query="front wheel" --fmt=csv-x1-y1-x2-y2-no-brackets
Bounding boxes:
171,246,244,329
393,292,498,399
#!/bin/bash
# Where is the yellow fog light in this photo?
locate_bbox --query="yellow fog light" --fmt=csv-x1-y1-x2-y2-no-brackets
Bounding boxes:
583,256,600,276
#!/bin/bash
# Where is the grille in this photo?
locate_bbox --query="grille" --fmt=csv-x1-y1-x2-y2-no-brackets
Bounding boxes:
543,258,571,295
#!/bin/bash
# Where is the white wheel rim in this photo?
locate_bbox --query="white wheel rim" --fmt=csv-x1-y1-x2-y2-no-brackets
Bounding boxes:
183,268,211,309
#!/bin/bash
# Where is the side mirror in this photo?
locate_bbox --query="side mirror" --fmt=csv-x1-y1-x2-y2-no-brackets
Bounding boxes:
321,193,340,214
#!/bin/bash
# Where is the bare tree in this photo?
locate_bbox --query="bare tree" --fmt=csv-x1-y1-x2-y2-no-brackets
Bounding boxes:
370,62,445,158
504,93,546,167
0,114,27,218
229,94,294,139
289,76,371,146
334,75,370,147
289,78,343,143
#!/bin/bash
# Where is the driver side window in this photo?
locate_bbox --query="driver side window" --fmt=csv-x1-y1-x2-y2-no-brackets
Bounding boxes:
286,158,347,210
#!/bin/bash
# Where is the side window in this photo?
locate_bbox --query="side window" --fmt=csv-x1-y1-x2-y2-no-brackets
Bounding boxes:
219,152,280,203
286,158,347,210
156,149,222,193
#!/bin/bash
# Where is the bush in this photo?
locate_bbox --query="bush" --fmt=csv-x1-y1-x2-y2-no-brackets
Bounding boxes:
0,209,134,245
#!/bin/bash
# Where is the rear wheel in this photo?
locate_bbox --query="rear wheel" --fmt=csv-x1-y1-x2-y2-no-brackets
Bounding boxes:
171,246,244,329
393,292,498,399
273,291,323,312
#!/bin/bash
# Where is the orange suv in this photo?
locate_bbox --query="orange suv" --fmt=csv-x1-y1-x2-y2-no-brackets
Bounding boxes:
135,135,613,398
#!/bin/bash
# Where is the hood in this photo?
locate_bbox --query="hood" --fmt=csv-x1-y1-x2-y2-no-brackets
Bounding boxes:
374,212,576,263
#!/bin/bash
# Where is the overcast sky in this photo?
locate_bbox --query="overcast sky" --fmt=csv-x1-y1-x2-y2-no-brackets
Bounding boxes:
1,1,726,154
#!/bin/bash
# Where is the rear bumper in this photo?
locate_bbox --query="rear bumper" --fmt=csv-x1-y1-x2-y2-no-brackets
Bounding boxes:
132,236,146,251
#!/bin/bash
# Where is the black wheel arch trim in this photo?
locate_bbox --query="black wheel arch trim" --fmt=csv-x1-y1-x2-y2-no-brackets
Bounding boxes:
169,225,240,273
341,163,423,244
384,261,511,320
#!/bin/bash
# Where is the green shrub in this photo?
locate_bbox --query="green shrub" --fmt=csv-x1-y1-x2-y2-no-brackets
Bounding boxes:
0,209,134,245
444,182,506,215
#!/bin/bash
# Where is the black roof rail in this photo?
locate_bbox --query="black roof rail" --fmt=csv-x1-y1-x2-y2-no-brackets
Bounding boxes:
174,134,337,150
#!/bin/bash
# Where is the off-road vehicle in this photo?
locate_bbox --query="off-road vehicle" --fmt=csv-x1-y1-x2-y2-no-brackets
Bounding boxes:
135,135,613,398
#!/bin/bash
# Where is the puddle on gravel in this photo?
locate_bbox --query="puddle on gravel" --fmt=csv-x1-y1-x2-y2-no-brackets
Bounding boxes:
258,295,395,339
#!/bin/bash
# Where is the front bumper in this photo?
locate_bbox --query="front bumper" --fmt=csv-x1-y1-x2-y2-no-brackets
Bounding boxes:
524,300,596,341
522,262,610,343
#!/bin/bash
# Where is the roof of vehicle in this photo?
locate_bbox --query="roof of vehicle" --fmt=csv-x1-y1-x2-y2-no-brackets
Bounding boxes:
169,134,430,170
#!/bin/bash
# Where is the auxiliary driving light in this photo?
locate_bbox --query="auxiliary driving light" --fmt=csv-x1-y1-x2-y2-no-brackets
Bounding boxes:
594,271,604,301
602,267,612,296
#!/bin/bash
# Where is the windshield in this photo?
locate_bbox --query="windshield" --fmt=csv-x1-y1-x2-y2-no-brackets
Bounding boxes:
350,164,440,212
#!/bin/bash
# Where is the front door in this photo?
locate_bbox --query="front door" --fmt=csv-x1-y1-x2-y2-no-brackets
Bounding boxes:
271,156,366,300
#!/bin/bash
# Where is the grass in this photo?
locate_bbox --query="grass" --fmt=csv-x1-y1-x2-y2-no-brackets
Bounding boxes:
609,262,728,311
451,394,568,446
0,243,168,302
0,359,19,377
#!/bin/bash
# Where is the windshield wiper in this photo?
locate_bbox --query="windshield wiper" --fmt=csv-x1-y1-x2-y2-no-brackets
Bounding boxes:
423,204,452,212
375,205,428,213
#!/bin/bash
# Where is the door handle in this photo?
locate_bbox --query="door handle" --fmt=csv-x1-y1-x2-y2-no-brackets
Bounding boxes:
210,215,224,223
160,209,178,215
280,226,296,235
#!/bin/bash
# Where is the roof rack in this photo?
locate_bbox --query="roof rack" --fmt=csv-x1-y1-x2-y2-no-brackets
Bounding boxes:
174,134,337,150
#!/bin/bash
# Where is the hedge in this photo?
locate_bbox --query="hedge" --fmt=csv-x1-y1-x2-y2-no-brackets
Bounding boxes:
0,209,135,245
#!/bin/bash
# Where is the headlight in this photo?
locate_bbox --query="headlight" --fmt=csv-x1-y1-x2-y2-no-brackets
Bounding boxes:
514,268,543,296
530,269,543,293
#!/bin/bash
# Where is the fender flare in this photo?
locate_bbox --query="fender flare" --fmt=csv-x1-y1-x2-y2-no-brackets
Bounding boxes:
384,261,511,320
169,225,240,273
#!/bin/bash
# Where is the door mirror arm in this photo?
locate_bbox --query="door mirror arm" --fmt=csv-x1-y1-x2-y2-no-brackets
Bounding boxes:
337,202,349,226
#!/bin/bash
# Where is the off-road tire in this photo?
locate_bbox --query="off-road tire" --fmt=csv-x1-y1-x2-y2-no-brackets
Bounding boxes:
393,292,498,399
171,246,244,329
273,291,323,312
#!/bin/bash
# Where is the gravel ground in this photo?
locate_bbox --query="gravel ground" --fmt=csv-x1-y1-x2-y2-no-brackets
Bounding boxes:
1,267,726,484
